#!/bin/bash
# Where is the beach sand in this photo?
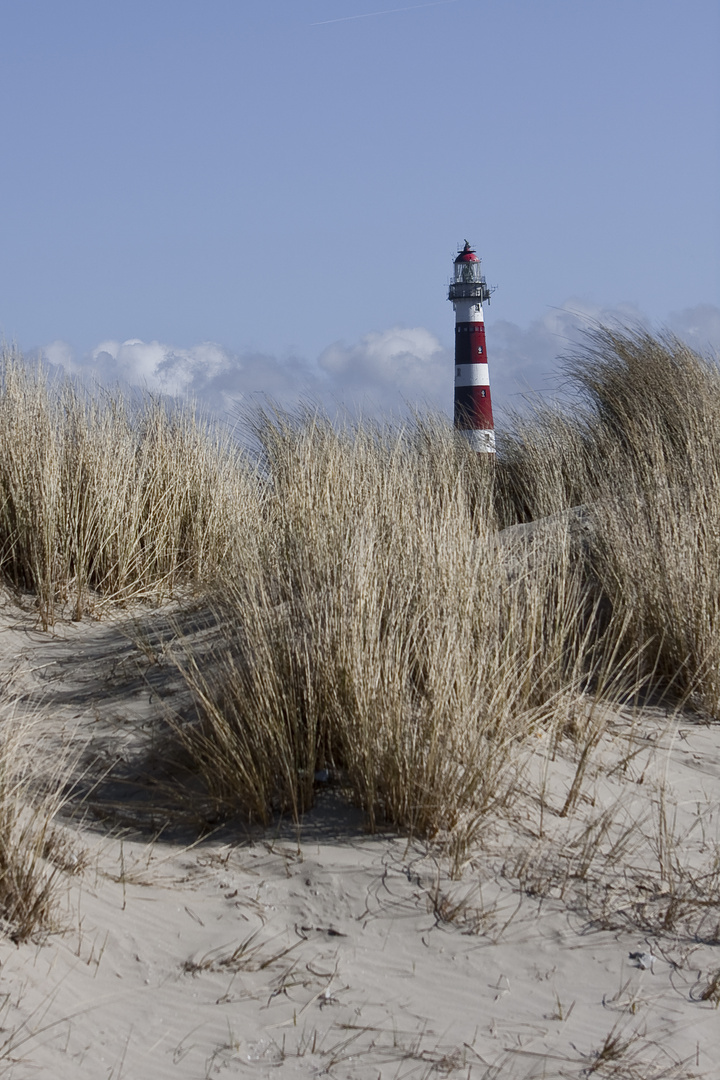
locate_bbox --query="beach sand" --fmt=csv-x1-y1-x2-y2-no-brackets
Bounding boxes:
0,597,718,1079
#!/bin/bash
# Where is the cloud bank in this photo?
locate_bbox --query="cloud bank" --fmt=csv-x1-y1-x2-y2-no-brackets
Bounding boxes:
41,302,720,425
43,327,451,420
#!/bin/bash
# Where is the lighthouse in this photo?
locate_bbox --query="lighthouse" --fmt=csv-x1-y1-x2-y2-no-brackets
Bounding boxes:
448,241,495,454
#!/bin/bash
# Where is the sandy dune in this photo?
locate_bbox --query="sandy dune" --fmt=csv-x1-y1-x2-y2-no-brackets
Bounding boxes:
0,598,719,1079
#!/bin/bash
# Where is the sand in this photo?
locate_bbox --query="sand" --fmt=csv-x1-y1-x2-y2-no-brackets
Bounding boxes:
0,597,718,1078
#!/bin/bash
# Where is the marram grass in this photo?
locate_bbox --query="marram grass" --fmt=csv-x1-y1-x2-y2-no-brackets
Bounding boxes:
0,346,255,625
1,328,719,889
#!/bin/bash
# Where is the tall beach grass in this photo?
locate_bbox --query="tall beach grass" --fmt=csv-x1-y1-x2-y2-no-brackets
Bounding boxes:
496,326,720,716
176,409,614,848
0,329,718,863
0,346,254,625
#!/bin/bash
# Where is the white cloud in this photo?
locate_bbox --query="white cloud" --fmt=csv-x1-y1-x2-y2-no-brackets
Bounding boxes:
43,339,75,371
317,326,450,412
40,302,720,426
87,339,233,398
488,300,720,417
488,298,649,411
666,304,720,356
53,338,326,416
42,328,453,420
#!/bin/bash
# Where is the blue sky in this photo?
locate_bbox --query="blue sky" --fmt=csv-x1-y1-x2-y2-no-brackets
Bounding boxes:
1,0,718,419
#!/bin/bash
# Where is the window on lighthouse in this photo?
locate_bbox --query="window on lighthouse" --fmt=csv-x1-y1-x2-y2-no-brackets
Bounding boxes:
454,261,481,285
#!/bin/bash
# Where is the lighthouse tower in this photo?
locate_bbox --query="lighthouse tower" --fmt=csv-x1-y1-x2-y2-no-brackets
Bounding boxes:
448,241,495,454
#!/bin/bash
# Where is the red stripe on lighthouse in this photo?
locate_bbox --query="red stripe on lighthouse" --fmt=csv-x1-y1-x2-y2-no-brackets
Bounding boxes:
454,323,487,365
454,385,494,429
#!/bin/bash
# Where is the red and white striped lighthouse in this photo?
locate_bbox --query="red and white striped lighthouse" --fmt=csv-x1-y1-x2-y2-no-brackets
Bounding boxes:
448,241,495,454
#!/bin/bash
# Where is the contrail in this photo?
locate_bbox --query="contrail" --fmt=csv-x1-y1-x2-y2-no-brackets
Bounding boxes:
312,1,458,27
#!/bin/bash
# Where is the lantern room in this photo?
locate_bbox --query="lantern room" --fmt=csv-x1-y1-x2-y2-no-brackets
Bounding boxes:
453,241,482,285
448,240,494,304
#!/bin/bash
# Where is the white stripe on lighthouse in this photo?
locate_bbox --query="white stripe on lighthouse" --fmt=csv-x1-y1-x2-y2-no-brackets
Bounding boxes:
452,299,485,323
460,429,496,453
455,364,490,387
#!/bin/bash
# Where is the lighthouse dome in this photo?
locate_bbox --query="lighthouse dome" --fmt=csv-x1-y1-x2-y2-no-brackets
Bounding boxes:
454,240,479,264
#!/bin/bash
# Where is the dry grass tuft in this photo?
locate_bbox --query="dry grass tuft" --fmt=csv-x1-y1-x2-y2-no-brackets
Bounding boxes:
0,704,76,941
497,326,720,716
0,346,254,625
172,408,628,847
